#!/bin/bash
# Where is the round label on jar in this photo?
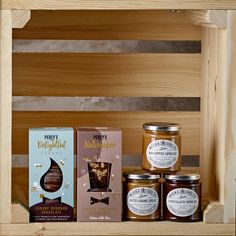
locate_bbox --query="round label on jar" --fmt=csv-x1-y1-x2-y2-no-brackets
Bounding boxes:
127,187,159,216
166,188,199,217
146,140,179,168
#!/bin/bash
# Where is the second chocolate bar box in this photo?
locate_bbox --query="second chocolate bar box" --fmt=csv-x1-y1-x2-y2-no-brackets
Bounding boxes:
77,127,122,221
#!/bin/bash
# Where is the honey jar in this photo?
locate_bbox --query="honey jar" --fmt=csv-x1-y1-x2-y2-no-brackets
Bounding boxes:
142,122,181,173
123,170,161,221
163,172,201,222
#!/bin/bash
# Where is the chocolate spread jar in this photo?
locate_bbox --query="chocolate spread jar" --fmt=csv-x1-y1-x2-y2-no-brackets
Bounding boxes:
163,172,201,222
123,170,161,221
142,122,181,173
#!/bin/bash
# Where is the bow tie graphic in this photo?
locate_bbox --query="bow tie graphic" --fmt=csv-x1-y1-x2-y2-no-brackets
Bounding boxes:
43,196,61,204
90,197,109,205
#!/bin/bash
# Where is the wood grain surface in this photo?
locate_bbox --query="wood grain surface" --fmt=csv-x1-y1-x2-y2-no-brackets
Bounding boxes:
12,111,200,155
0,10,12,224
1,220,235,235
2,0,236,10
13,10,200,40
13,53,200,97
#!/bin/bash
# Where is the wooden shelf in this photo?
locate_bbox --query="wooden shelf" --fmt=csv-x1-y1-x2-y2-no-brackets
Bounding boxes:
1,222,234,236
1,0,236,10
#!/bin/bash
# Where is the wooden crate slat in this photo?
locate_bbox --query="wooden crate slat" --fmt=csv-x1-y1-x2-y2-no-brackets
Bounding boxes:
13,53,200,97
2,0,236,10
1,221,235,235
13,10,200,40
12,111,200,155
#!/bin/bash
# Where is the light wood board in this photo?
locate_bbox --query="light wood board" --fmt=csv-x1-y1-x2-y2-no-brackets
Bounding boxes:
12,10,31,29
1,0,236,10
12,111,200,155
13,53,200,97
13,10,200,40
1,221,234,236
200,27,219,201
0,10,12,224
224,10,236,223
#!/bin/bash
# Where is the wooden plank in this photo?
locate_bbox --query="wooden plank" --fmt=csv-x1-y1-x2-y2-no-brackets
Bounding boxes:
201,20,229,221
13,53,201,97
12,111,200,155
0,10,12,224
1,221,235,236
13,10,200,40
203,200,224,223
188,10,227,29
224,10,236,223
1,0,236,10
12,10,31,29
200,27,218,200
215,29,227,207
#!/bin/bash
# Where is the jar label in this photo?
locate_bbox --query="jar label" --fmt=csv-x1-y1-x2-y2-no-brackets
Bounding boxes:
166,188,199,217
146,140,178,168
127,187,159,216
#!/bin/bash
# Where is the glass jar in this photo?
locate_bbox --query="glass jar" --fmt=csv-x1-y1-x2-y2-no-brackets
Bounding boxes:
142,122,181,173
123,170,161,221
163,172,201,222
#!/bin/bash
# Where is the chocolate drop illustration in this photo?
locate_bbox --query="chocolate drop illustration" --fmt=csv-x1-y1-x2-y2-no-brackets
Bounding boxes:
40,158,63,192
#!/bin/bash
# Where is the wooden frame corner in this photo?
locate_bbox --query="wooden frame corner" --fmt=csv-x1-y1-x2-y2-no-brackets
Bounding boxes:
188,10,227,29
12,10,31,29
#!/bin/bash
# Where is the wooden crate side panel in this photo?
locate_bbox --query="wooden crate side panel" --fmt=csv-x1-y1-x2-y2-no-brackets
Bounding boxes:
12,111,200,155
215,29,227,206
13,53,201,97
200,26,227,202
0,10,12,224
200,27,217,200
224,10,236,223
12,10,200,40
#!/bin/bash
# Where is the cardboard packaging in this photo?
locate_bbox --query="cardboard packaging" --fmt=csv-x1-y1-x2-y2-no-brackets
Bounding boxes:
29,128,74,222
77,127,122,221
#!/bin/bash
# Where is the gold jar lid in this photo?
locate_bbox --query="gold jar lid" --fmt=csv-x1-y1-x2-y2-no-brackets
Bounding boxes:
143,122,180,132
123,169,160,180
165,171,200,181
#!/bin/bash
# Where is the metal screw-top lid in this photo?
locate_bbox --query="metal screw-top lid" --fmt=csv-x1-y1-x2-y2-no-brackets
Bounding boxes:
123,169,160,180
165,171,201,181
143,122,181,132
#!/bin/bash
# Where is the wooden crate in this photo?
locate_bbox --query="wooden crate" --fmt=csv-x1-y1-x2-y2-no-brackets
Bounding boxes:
0,1,236,235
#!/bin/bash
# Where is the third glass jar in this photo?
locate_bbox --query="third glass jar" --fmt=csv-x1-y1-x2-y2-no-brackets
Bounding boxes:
142,122,181,173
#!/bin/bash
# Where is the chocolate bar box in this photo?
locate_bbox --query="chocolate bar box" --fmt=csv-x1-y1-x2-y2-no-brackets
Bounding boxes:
29,128,74,222
77,127,122,221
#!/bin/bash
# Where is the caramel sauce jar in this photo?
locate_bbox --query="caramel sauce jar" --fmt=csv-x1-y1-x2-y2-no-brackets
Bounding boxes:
163,172,201,222
142,122,181,173
123,170,161,221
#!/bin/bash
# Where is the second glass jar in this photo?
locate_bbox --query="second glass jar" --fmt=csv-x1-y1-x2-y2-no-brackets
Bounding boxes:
142,122,181,173
123,170,161,221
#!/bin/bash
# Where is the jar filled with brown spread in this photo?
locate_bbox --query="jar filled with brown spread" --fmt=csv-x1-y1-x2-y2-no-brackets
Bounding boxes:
123,170,161,221
142,122,181,173
163,172,201,222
